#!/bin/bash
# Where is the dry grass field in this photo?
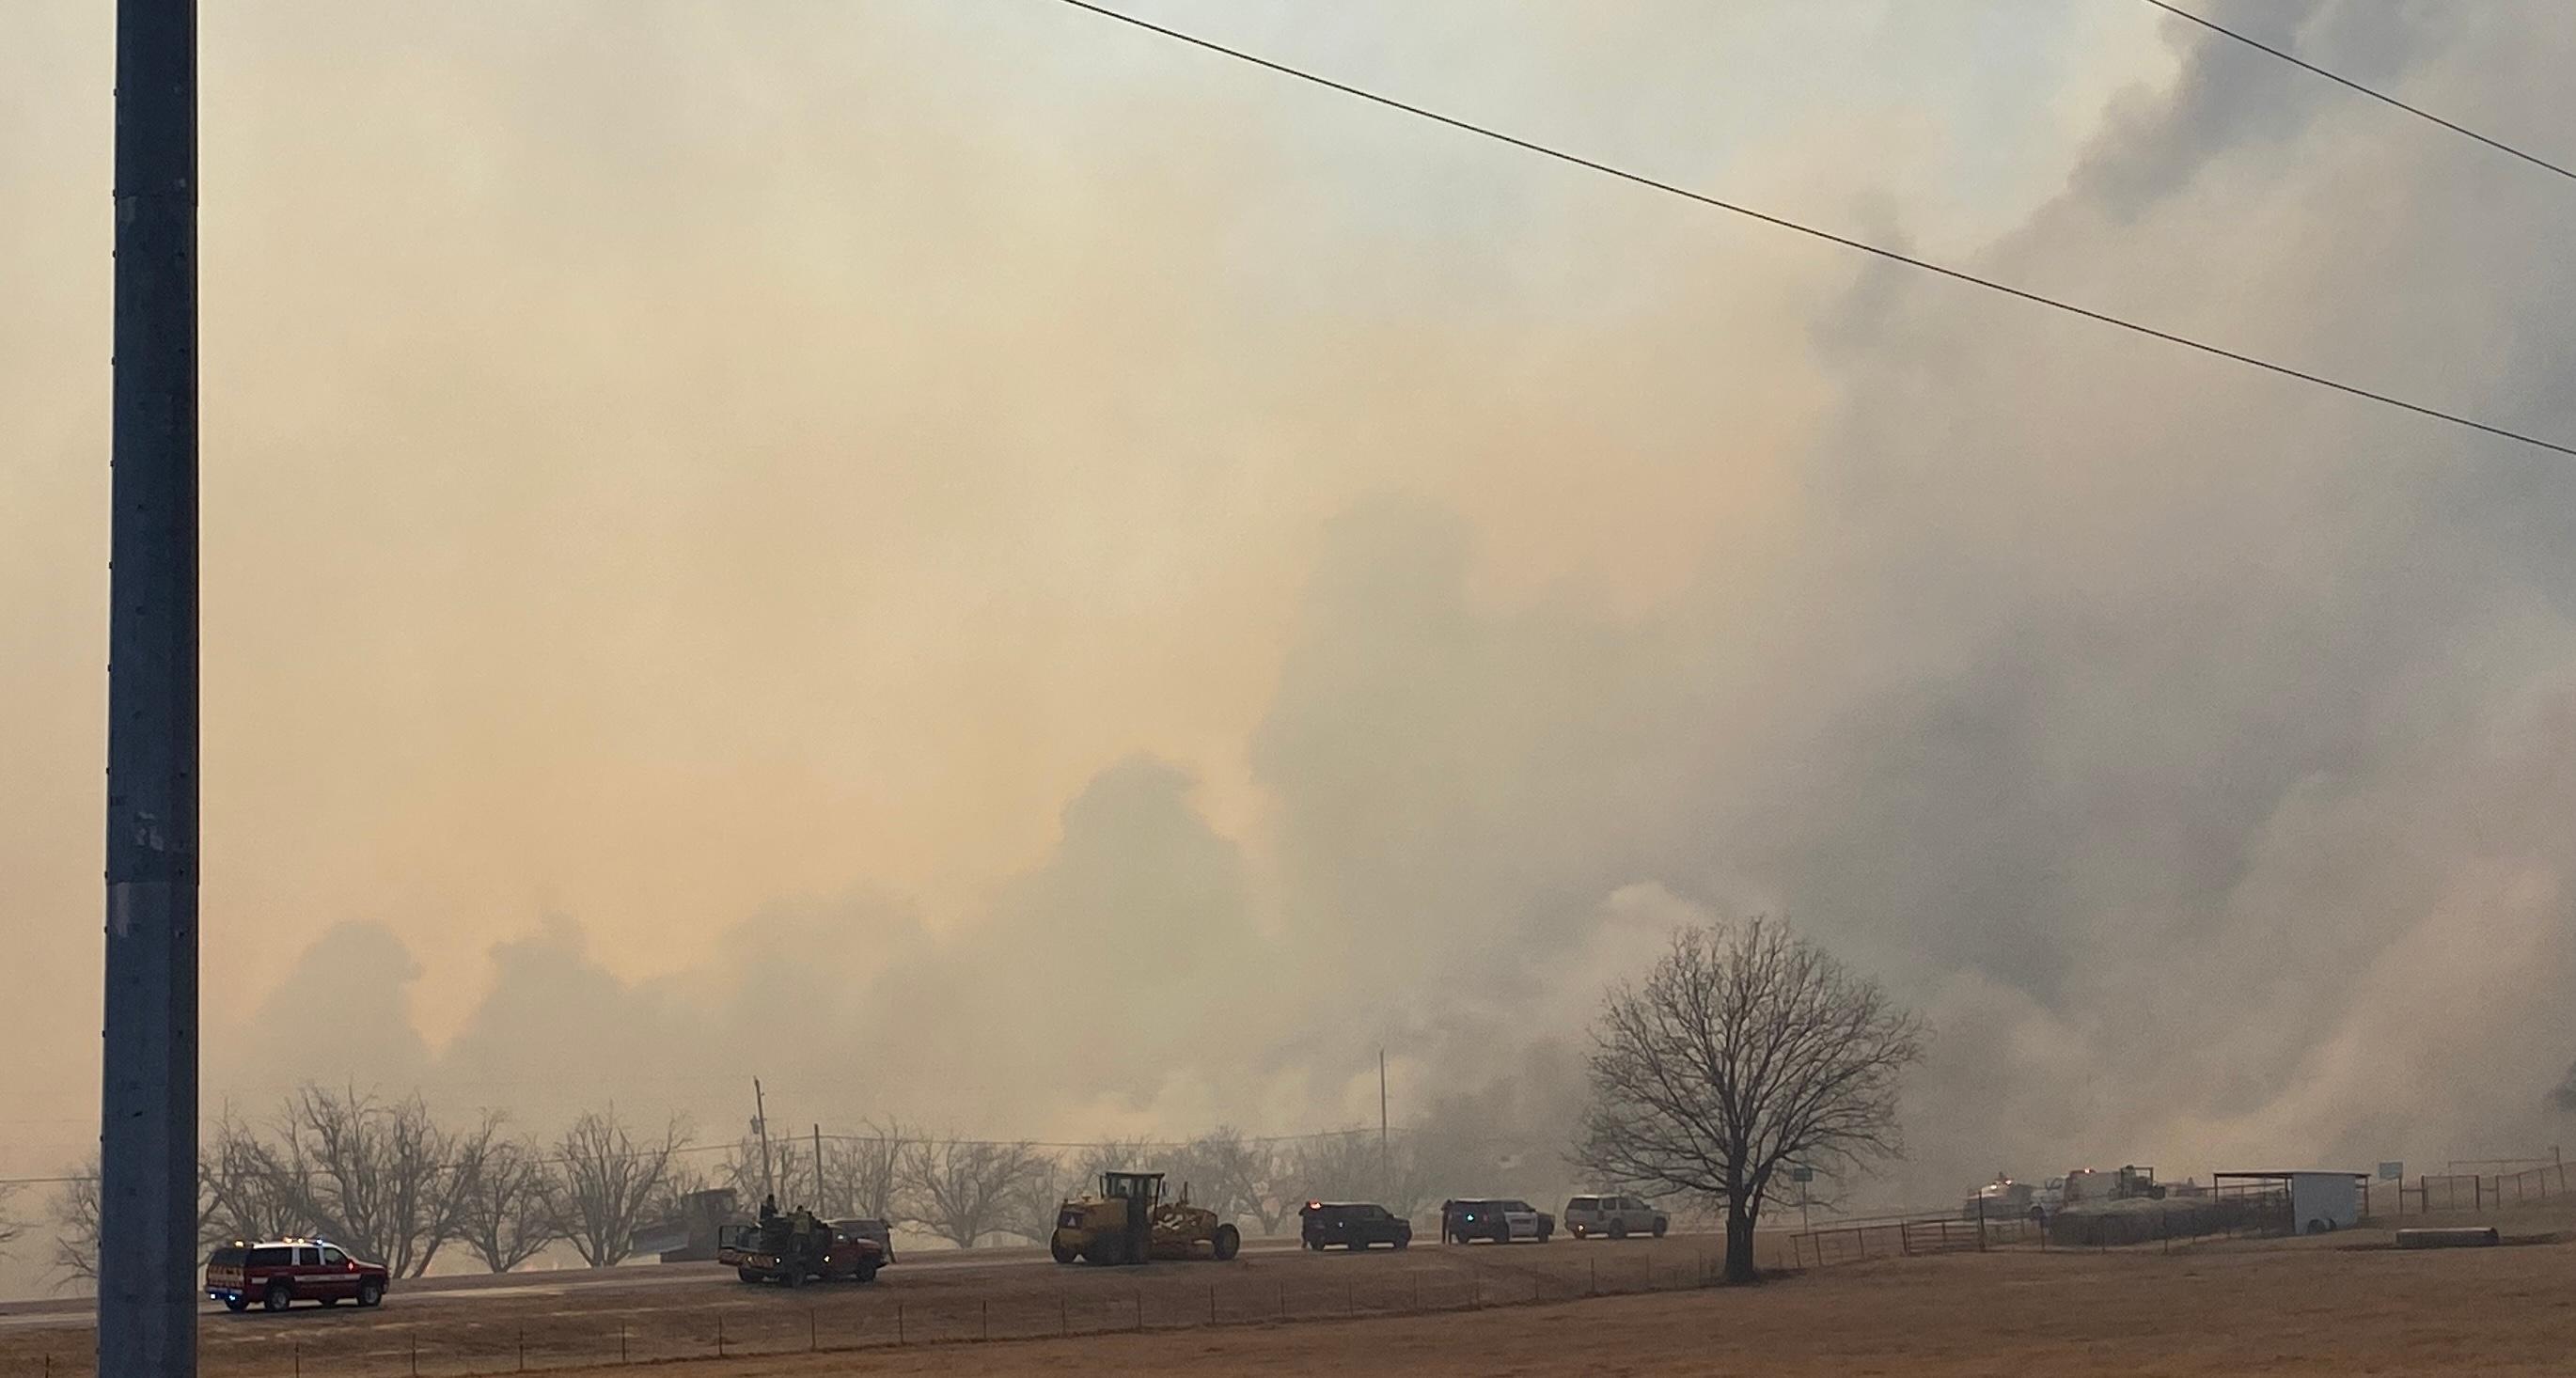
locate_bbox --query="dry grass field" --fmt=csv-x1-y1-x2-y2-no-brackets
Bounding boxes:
7,1215,2570,1376
573,1231,2576,1377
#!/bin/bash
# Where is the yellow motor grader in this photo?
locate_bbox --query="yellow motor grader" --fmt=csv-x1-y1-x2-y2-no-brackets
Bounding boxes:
1049,1170,1241,1265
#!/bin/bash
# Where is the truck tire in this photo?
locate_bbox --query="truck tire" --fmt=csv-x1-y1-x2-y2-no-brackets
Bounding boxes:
1051,1237,1079,1264
1213,1224,1241,1261
224,1297,250,1313
1652,1218,1668,1238
855,1261,880,1283
263,1281,293,1313
357,1279,384,1308
1610,1219,1629,1241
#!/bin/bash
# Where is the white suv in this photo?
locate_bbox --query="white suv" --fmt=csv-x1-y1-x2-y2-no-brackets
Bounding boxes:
1563,1194,1668,1240
1440,1198,1553,1245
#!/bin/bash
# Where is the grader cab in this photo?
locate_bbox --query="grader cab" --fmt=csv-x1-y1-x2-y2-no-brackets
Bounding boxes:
1049,1170,1241,1265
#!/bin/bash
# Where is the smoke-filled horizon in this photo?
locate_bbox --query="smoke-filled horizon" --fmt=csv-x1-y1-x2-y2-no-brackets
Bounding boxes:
8,0,2576,1297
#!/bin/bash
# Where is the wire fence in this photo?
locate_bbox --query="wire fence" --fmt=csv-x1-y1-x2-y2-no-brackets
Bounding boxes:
1784,1189,2297,1267
2379,1162,2571,1214
4,1249,1729,1378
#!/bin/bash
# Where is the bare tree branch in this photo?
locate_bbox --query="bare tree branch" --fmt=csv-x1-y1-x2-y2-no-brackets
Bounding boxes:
0,1182,24,1258
47,1159,100,1290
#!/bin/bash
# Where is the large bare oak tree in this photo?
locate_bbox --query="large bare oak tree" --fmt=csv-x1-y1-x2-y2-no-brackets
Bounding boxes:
1576,916,1925,1283
901,1137,1052,1248
449,1116,563,1273
554,1108,686,1267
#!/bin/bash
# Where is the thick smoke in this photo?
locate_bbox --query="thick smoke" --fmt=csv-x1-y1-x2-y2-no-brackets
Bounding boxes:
10,5,2576,1305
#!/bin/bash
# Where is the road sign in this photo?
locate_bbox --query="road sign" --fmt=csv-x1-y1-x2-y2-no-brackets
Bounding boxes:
1790,1166,1814,1183
2379,1161,2404,1181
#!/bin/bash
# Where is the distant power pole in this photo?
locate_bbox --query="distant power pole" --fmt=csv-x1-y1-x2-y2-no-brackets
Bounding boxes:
751,1078,775,1201
1378,1049,1390,1198
101,2,198,1376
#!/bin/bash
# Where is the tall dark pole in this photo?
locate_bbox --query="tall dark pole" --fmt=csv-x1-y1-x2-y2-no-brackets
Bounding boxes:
752,1078,774,1201
102,2,198,1376
1377,1049,1389,1200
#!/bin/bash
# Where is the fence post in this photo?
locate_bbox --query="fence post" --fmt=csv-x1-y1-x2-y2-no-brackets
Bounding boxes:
895,1303,903,1346
811,1308,820,1351
982,1298,991,1341
618,1322,627,1366
518,1323,526,1372
1060,1291,1069,1336
294,1341,302,1378
411,1332,419,1377
1135,1288,1144,1332
717,1312,728,1359
1590,1257,1598,1296
1277,1281,1284,1321
1209,1281,1217,1324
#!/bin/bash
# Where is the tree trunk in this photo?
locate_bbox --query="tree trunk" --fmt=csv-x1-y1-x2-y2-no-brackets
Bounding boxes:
1724,1198,1758,1284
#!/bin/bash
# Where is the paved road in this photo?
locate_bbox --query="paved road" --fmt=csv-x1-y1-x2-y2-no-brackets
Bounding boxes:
0,1235,1325,1330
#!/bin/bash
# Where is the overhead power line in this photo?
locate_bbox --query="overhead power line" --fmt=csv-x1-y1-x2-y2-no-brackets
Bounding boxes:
0,1125,1431,1189
2144,0,2576,183
1048,0,2576,461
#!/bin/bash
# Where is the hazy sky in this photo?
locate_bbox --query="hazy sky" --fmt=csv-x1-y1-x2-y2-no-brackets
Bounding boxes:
8,0,2576,1276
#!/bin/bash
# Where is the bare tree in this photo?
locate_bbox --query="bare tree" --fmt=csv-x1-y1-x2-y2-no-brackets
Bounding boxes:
1284,1131,1388,1207
1177,1129,1296,1235
49,1159,101,1288
715,1135,770,1210
1067,1138,1159,1189
1003,1147,1076,1245
0,1182,23,1257
1576,916,1925,1283
900,1136,1052,1248
448,1115,562,1274
201,1108,318,1248
554,1108,686,1267
260,1086,466,1277
819,1120,909,1220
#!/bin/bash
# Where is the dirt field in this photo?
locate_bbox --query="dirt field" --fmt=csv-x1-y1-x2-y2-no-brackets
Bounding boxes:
581,1233,2576,1377
8,1222,2571,1376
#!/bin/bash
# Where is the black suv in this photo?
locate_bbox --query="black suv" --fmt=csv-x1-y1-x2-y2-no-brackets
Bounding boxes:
1299,1201,1412,1251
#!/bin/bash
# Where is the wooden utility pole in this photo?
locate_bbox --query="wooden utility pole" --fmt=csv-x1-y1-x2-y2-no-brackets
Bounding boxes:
812,1124,825,1212
752,1078,776,1202
101,2,199,1375
1378,1049,1390,1200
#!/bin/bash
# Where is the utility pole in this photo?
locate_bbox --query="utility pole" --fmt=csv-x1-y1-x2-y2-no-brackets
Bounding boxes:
811,1124,825,1212
1378,1048,1390,1200
752,1079,775,1202
102,3,198,1377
